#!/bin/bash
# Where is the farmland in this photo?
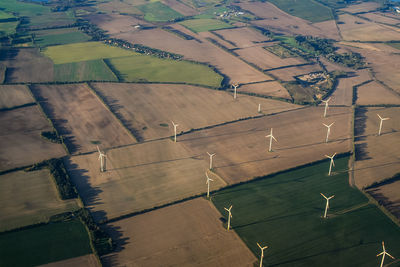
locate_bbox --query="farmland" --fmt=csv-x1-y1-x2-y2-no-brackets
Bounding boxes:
40,254,100,267
212,27,271,49
0,169,80,232
0,85,34,109
356,81,400,105
32,28,91,47
212,156,400,266
239,81,292,99
90,82,299,141
101,198,256,266
0,21,18,37
0,105,66,171
367,179,400,220
66,139,226,222
180,19,233,32
0,219,92,266
137,1,184,22
54,60,118,82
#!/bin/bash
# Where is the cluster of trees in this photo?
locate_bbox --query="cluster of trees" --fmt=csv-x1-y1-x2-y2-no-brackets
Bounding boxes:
40,131,62,144
76,19,108,41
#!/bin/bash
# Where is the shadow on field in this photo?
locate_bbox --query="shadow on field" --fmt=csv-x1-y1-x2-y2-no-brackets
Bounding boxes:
367,189,400,220
354,142,371,161
215,155,279,169
100,224,130,267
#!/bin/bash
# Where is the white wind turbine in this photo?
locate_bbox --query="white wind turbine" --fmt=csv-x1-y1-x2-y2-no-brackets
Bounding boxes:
377,241,395,267
322,98,331,118
257,243,268,267
171,121,179,142
97,146,106,172
377,114,389,136
232,83,239,99
207,152,216,170
265,128,277,152
320,193,334,219
224,205,233,230
205,172,214,198
258,104,261,113
323,122,334,143
325,152,336,176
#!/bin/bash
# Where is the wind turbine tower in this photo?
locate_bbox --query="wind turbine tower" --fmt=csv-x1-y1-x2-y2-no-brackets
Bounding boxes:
205,172,214,198
320,193,334,218
257,243,268,267
232,83,239,99
97,146,106,172
266,128,277,152
323,122,334,143
258,104,261,113
207,152,216,170
377,241,395,267
377,114,389,136
224,205,233,230
322,98,331,118
325,152,336,176
171,121,179,142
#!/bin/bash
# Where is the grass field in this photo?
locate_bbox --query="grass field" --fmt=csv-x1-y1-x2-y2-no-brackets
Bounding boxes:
180,18,233,32
107,55,223,87
137,1,184,22
54,59,118,82
0,169,81,232
0,21,18,36
32,28,91,47
211,157,400,266
0,85,34,109
42,42,138,64
268,0,333,23
0,10,15,20
0,219,92,266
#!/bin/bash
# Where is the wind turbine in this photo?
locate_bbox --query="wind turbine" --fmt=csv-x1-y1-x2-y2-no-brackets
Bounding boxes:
258,104,261,113
257,243,268,267
320,193,334,218
232,83,239,99
171,121,178,142
205,172,214,198
97,146,106,172
377,114,389,136
322,98,331,118
265,128,277,152
323,122,334,143
325,152,336,176
377,241,395,267
224,205,232,230
207,152,216,170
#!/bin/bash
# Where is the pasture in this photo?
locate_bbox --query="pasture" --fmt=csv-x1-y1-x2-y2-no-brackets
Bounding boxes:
356,81,400,105
54,60,118,82
66,139,226,222
0,85,34,109
90,82,299,141
180,19,233,32
179,106,353,184
31,84,134,154
0,219,92,267
137,1,184,22
101,198,256,266
212,157,400,266
107,55,223,87
40,254,100,267
354,107,400,189
0,169,81,232
0,21,18,37
42,42,138,64
32,28,91,47
0,105,66,171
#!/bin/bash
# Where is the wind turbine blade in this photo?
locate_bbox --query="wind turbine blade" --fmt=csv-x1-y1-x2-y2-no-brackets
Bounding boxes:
386,252,395,259
383,117,390,121
325,155,330,158
377,114,382,120
263,246,268,250
272,136,277,142
330,122,335,127
329,195,335,199
377,252,384,257
332,153,336,158
210,178,214,182
97,146,101,153
332,160,335,167
257,243,262,249
229,205,232,210
224,207,229,212
320,193,327,199
323,123,328,127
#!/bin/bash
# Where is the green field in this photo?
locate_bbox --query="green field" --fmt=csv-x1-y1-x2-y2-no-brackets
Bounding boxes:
269,0,333,23
212,157,400,266
180,18,233,32
42,42,138,64
0,21,18,37
137,1,184,22
54,59,118,82
108,55,223,87
0,219,92,266
32,28,91,47
0,0,50,17
0,170,81,232
0,10,16,20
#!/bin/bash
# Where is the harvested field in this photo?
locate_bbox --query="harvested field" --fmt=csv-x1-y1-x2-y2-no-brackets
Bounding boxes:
359,12,400,26
67,140,226,222
86,13,148,35
40,254,100,267
340,41,400,53
91,83,299,141
0,169,80,232
115,27,272,83
200,31,237,49
356,81,400,105
0,105,66,171
96,0,143,15
337,14,400,42
2,48,53,83
101,198,257,266
266,63,323,81
354,107,400,189
367,179,400,220
236,46,306,70
0,84,34,109
318,57,355,73
180,106,352,184
212,27,271,49
31,84,134,154
162,0,198,16
340,2,381,13
239,81,292,99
